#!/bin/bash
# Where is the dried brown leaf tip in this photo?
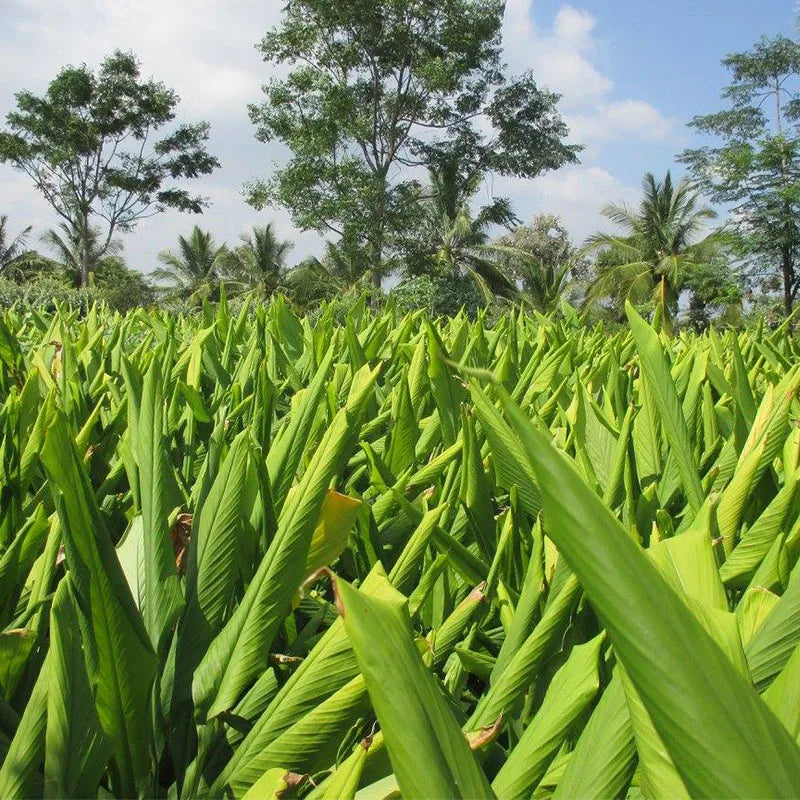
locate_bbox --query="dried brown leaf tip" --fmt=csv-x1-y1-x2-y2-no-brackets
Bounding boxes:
269,653,304,666
466,716,503,751
468,581,488,603
170,513,193,575
277,771,308,798
4,628,32,638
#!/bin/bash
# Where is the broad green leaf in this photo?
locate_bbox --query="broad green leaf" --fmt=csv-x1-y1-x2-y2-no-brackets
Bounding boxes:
626,303,704,511
192,365,379,721
492,634,603,799
335,571,492,799
41,412,157,798
554,673,636,799
500,386,800,799
138,358,183,652
44,578,110,798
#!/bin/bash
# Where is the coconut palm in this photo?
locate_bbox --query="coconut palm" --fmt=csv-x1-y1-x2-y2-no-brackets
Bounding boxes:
584,171,719,314
285,240,376,307
491,214,590,312
0,215,33,279
152,226,230,303
42,222,123,286
227,224,293,298
411,157,519,301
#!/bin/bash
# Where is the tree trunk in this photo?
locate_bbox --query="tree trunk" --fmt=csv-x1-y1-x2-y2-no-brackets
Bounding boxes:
80,211,90,288
783,247,794,317
369,169,388,301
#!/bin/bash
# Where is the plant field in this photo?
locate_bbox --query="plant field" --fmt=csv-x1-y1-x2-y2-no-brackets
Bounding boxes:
2,297,800,798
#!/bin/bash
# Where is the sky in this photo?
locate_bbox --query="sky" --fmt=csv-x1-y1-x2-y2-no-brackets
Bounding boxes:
0,0,796,274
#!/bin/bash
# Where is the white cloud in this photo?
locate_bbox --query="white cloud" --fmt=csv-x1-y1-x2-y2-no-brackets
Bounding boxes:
0,0,676,272
501,2,678,146
494,166,640,245
569,100,679,143
1,0,274,114
482,0,680,242
0,0,311,271
503,4,612,106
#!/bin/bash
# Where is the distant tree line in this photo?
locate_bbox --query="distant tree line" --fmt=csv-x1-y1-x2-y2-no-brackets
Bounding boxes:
0,1,799,325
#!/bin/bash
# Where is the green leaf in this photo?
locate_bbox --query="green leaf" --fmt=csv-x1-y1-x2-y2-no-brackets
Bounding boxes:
44,577,111,798
499,386,800,799
41,411,157,798
192,365,380,722
626,302,704,512
492,634,603,799
335,571,493,799
138,358,184,652
553,673,636,799
0,650,48,799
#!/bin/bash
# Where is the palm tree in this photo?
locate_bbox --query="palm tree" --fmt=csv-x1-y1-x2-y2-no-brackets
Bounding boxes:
0,215,33,279
413,157,519,301
584,171,719,314
226,224,293,298
286,240,375,306
152,227,230,303
42,222,123,286
492,214,588,313
497,249,573,313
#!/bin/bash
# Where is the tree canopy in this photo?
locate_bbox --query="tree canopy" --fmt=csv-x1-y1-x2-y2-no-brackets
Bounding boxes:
247,0,580,281
679,35,800,314
584,171,722,317
0,51,219,286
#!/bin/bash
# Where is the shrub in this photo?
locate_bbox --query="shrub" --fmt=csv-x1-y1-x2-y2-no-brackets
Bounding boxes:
390,273,485,317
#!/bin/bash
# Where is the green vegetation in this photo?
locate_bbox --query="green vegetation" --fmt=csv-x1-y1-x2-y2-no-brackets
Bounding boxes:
681,35,800,316
1,26,799,322
0,51,218,287
1,299,800,797
2,8,800,797
246,0,578,280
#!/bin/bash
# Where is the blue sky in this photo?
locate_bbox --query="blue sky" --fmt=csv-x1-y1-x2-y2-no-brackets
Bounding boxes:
543,0,795,184
0,0,796,271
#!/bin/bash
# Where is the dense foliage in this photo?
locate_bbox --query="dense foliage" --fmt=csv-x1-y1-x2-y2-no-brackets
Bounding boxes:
247,0,579,276
0,51,219,286
681,36,800,315
1,298,800,797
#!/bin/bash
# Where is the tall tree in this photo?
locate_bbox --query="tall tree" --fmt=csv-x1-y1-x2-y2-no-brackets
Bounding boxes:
410,156,519,300
247,0,580,286
584,171,720,316
152,226,230,303
679,36,800,315
0,51,219,287
227,224,293,298
287,240,375,306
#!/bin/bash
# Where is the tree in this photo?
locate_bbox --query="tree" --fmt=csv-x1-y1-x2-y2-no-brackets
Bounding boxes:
583,171,721,316
93,258,156,310
152,226,230,303
0,215,33,278
42,222,123,286
679,36,800,315
411,156,519,301
0,50,219,287
40,220,156,308
494,214,588,311
227,224,293,299
681,258,742,330
247,0,580,286
287,240,378,306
